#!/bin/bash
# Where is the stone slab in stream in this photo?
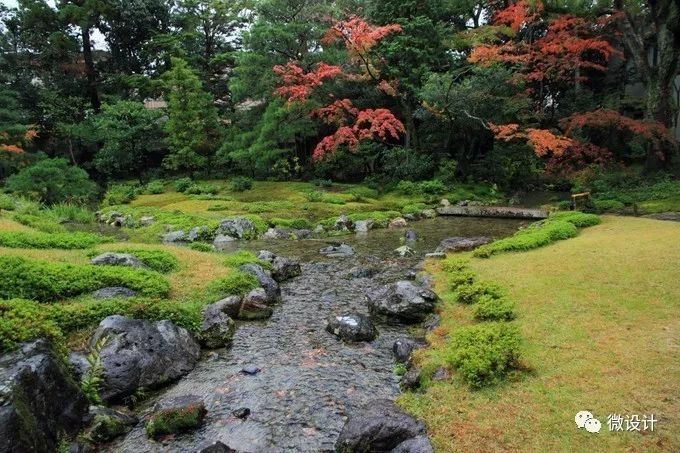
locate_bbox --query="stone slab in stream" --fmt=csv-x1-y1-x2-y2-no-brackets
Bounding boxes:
437,205,549,219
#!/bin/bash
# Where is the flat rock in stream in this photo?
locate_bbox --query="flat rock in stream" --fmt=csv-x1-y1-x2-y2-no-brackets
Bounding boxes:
240,288,274,319
90,315,201,402
326,313,378,342
435,236,492,253
319,243,355,257
368,281,439,323
335,399,431,452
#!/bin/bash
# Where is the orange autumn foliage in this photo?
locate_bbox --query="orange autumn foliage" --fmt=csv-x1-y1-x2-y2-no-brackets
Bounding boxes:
272,62,342,103
322,16,402,61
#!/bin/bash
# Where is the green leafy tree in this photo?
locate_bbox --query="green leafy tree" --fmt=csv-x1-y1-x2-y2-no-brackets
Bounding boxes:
162,57,219,172
6,157,97,204
93,100,164,179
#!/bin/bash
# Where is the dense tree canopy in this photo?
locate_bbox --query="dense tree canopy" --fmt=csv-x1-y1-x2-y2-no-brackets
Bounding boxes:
0,0,677,189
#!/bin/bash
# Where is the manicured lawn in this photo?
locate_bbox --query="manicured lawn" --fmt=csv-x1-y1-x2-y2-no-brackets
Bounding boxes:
400,216,680,451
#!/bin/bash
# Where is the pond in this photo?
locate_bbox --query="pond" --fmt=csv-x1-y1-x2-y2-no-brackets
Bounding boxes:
109,216,527,452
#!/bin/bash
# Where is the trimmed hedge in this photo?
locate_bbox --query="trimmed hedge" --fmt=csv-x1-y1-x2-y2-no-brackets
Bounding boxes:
0,231,105,249
0,256,170,301
473,295,516,321
444,322,522,388
455,280,506,304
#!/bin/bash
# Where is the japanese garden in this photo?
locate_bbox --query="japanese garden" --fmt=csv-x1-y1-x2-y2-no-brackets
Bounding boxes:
0,0,678,451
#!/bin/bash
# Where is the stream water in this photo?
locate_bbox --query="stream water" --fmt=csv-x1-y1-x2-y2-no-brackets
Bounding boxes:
109,217,527,452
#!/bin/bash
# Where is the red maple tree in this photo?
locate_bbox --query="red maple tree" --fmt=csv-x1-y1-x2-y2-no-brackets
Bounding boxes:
274,16,405,161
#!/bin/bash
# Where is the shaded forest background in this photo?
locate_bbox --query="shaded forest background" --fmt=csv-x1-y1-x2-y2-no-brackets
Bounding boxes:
0,0,678,196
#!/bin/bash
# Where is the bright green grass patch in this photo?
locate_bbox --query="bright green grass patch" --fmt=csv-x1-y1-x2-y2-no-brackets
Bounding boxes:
0,256,170,301
0,299,65,352
205,271,259,299
12,213,67,233
222,250,271,269
0,231,106,249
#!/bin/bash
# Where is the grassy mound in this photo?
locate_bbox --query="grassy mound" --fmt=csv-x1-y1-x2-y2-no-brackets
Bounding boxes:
0,231,106,249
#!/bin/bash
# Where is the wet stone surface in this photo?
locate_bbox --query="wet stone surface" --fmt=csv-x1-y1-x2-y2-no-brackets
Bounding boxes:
108,217,525,452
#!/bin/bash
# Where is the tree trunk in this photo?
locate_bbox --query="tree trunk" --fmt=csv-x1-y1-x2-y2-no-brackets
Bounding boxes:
81,25,100,112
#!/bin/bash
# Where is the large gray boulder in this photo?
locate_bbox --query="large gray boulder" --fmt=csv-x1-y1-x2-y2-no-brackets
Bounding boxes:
217,217,257,239
354,219,374,233
90,315,201,402
91,252,147,269
368,281,439,323
239,288,274,320
326,313,378,342
435,236,492,253
0,339,89,453
335,399,431,452
240,264,280,303
188,225,213,242
162,230,186,243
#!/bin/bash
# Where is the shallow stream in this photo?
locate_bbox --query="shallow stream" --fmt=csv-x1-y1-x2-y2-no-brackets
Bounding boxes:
110,217,526,452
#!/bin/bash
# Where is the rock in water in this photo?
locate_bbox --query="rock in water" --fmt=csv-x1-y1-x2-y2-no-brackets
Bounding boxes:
271,256,301,282
240,264,281,303
199,305,236,349
354,219,375,233
85,406,138,443
435,236,492,253
388,217,408,228
239,288,274,320
326,313,378,342
334,214,354,231
213,234,237,250
0,339,89,453
257,250,277,262
91,286,138,299
217,217,257,239
404,230,418,242
393,339,417,363
232,407,251,419
395,245,416,257
90,252,147,268
199,441,239,453
241,364,261,375
319,243,355,257
146,395,206,438
368,281,439,323
335,399,432,452
90,315,201,402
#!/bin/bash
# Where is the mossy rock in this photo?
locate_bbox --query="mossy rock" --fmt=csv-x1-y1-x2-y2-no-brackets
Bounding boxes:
146,395,206,438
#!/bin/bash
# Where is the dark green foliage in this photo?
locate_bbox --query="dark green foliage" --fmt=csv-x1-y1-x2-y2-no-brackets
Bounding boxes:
93,101,164,179
206,271,259,299
173,177,194,193
0,256,170,301
144,180,166,195
230,176,254,192
473,295,517,321
0,231,104,249
346,186,379,201
443,322,522,388
6,158,97,205
455,281,506,304
185,183,219,195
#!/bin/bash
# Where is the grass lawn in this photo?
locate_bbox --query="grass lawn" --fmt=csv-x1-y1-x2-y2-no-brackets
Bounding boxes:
400,216,680,451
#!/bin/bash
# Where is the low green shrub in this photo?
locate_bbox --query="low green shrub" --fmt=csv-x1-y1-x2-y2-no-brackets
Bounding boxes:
230,176,253,192
103,183,139,206
223,250,270,269
419,179,447,195
185,184,219,195
323,194,346,205
13,214,66,233
270,218,313,230
395,180,420,195
0,231,105,249
473,220,580,258
449,268,476,289
244,201,295,214
549,211,601,228
402,203,427,215
45,203,94,224
0,194,16,210
0,256,170,301
173,177,193,193
455,281,506,304
144,180,165,195
441,257,470,273
346,186,378,202
473,295,516,321
0,299,64,352
312,178,333,188
305,191,324,202
444,322,522,388
206,271,259,299
188,242,214,252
